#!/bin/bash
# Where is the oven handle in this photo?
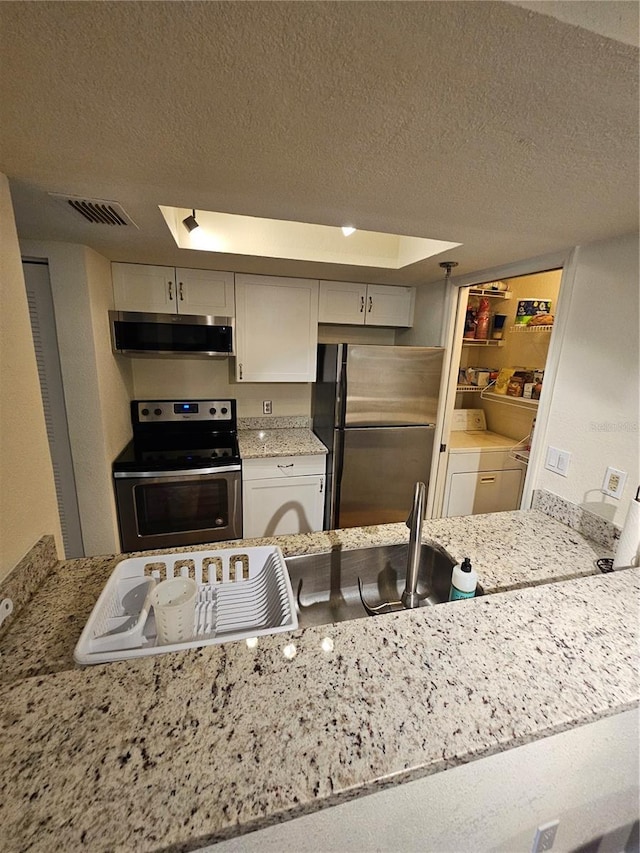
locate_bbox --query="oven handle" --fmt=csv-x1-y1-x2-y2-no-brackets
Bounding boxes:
113,464,241,479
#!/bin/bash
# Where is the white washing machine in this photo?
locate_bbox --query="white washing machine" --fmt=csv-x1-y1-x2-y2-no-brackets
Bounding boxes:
442,409,527,517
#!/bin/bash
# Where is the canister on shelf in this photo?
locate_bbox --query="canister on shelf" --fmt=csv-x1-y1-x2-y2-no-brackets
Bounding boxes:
492,313,508,339
474,297,490,340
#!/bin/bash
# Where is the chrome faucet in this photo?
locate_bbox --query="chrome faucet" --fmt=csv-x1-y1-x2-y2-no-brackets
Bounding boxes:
358,481,426,615
401,481,426,608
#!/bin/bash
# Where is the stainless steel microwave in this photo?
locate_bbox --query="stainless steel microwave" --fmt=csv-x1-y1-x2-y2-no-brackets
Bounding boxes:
109,310,234,358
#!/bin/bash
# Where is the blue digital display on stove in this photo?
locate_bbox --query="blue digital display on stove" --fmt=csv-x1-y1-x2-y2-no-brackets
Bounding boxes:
174,403,199,414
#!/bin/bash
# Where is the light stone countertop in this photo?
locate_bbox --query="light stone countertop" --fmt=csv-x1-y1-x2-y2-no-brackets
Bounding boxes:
1,511,637,853
238,427,327,459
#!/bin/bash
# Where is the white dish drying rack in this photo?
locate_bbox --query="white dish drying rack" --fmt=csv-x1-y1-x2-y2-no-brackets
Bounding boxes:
74,546,297,665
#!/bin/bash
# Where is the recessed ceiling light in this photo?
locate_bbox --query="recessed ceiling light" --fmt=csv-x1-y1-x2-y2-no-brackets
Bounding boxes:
341,226,356,236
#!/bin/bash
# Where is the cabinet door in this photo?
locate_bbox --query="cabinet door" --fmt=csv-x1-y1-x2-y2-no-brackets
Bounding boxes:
175,268,235,316
318,280,366,324
242,475,325,538
366,284,415,327
235,275,319,382
445,468,524,517
112,263,175,313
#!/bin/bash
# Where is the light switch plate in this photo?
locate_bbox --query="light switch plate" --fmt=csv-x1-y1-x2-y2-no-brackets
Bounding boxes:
545,446,559,472
556,450,571,477
545,446,570,477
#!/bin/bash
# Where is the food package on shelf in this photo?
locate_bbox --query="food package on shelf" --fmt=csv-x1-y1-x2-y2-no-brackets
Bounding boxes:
493,368,516,395
527,313,554,326
506,370,534,397
515,298,552,325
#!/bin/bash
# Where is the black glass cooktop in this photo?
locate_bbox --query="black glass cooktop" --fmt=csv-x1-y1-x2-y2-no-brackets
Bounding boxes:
113,432,240,473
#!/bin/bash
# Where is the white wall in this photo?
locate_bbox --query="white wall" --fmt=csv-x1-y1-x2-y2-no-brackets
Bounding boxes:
208,709,639,853
532,233,639,526
20,239,133,556
131,323,402,417
0,175,62,581
396,279,448,346
131,359,311,418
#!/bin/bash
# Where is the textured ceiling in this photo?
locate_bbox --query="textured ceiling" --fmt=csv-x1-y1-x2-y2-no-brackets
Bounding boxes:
0,1,637,286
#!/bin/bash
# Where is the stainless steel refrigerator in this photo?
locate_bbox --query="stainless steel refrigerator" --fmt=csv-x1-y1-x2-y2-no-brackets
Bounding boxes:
312,344,445,529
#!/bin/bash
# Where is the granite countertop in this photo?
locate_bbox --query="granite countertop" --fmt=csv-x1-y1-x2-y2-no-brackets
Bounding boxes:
238,427,327,459
1,510,638,852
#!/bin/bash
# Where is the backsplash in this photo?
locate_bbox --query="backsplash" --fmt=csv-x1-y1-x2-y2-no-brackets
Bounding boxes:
238,416,311,430
0,535,59,639
532,489,620,550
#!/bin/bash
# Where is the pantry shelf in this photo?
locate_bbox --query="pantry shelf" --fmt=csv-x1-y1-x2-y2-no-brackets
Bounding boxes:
461,339,504,347
510,324,554,333
469,288,512,300
481,391,539,411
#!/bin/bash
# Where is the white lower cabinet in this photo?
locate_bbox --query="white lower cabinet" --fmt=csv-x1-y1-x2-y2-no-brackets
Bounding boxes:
242,456,326,538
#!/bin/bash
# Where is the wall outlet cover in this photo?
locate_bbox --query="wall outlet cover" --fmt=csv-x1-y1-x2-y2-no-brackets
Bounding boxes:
532,819,559,853
602,467,627,499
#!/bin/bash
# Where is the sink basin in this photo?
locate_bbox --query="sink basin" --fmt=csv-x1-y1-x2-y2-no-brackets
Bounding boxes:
285,543,483,628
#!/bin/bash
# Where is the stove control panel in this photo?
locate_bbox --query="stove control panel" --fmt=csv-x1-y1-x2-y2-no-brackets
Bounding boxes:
134,400,235,424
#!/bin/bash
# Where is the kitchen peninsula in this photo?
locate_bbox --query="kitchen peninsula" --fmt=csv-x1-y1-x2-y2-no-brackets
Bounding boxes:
1,502,638,853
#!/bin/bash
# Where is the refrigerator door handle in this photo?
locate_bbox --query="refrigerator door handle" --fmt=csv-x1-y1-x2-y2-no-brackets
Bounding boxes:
333,429,345,527
336,351,348,429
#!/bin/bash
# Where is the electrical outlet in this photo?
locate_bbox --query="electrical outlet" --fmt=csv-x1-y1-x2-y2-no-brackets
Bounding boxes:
262,400,272,415
602,466,627,499
532,820,559,853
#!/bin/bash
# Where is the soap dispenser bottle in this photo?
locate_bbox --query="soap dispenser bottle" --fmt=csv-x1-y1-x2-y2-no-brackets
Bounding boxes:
449,557,478,601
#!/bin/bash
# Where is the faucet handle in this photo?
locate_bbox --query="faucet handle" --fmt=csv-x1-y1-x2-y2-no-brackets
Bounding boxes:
406,481,427,528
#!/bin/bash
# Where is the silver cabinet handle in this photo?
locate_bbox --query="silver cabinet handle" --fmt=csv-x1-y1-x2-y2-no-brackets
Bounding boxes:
360,295,365,313
277,463,294,470
368,295,373,313
168,281,173,300
179,281,184,301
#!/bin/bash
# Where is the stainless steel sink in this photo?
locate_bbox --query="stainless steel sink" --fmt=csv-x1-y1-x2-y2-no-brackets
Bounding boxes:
285,543,483,628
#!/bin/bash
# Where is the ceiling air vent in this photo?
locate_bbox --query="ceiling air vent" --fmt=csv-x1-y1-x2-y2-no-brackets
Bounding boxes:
49,193,138,227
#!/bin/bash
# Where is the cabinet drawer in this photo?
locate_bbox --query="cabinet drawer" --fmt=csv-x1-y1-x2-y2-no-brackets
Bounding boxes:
242,455,326,481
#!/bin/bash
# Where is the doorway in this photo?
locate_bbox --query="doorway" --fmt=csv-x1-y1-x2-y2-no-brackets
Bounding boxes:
22,260,84,558
433,267,563,519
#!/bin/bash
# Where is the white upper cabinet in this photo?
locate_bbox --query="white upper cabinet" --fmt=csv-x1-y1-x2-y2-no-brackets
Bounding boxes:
366,284,415,327
318,280,367,324
175,268,235,315
235,274,319,382
112,263,235,316
112,263,176,313
318,281,415,327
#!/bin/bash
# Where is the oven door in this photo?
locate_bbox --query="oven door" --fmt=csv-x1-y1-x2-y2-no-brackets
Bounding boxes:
114,466,242,552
